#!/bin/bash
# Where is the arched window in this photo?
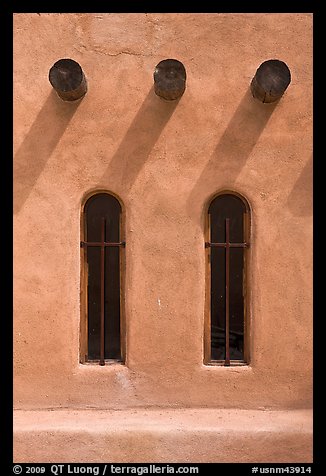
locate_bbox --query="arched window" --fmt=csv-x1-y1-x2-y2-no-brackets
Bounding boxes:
205,192,250,366
80,193,125,365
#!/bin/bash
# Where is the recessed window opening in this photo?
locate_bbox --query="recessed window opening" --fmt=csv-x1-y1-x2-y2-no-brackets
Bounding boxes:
205,193,250,366
81,193,125,365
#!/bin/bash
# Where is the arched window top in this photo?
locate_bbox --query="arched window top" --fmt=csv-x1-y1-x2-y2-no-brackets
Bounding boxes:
84,191,122,211
84,193,122,243
208,192,249,211
208,193,249,245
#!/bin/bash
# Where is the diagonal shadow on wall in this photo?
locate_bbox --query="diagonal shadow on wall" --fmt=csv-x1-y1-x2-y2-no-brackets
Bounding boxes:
14,90,82,214
186,88,278,218
98,86,179,192
287,154,313,217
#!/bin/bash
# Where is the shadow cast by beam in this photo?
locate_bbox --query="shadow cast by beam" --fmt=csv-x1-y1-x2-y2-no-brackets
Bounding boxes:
14,90,82,214
186,88,278,218
287,155,312,217
98,87,179,192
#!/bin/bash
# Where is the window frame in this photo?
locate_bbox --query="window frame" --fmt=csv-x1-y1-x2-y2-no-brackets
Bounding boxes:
79,190,126,365
204,190,251,366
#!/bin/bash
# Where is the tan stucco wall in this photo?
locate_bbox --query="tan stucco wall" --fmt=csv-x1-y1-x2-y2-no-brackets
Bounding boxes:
14,13,313,411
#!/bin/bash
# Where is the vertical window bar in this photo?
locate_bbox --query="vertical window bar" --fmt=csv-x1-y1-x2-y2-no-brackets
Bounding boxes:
100,217,105,366
225,218,230,366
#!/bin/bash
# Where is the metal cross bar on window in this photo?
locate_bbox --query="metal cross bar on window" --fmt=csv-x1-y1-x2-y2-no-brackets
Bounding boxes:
81,218,125,365
205,218,249,366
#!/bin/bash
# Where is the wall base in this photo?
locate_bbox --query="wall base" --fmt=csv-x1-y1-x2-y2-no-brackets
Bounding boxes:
14,408,312,463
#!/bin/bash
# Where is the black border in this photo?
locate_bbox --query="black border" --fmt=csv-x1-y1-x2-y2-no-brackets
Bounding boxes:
2,4,14,472
312,7,321,469
7,3,320,473
7,1,321,14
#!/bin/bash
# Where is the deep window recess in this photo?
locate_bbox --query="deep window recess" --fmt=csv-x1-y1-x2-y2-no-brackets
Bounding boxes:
81,193,125,365
205,193,250,366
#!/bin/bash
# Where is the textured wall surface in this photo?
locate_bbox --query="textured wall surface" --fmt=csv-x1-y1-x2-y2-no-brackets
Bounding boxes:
14,13,313,411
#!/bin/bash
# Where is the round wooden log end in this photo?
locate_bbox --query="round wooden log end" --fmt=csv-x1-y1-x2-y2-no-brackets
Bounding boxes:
250,59,291,103
49,58,87,101
154,59,186,101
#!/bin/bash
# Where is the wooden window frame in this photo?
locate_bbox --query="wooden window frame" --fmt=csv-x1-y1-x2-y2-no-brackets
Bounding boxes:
204,190,251,366
79,190,126,365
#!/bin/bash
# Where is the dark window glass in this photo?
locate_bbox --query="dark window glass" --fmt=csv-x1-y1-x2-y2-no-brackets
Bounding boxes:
84,193,122,361
208,194,248,363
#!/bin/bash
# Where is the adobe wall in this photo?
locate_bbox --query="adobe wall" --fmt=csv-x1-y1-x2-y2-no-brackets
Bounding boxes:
14,13,313,410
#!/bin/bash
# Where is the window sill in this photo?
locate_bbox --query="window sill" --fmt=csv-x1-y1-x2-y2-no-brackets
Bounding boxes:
206,360,248,367
80,359,124,366
202,361,252,372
